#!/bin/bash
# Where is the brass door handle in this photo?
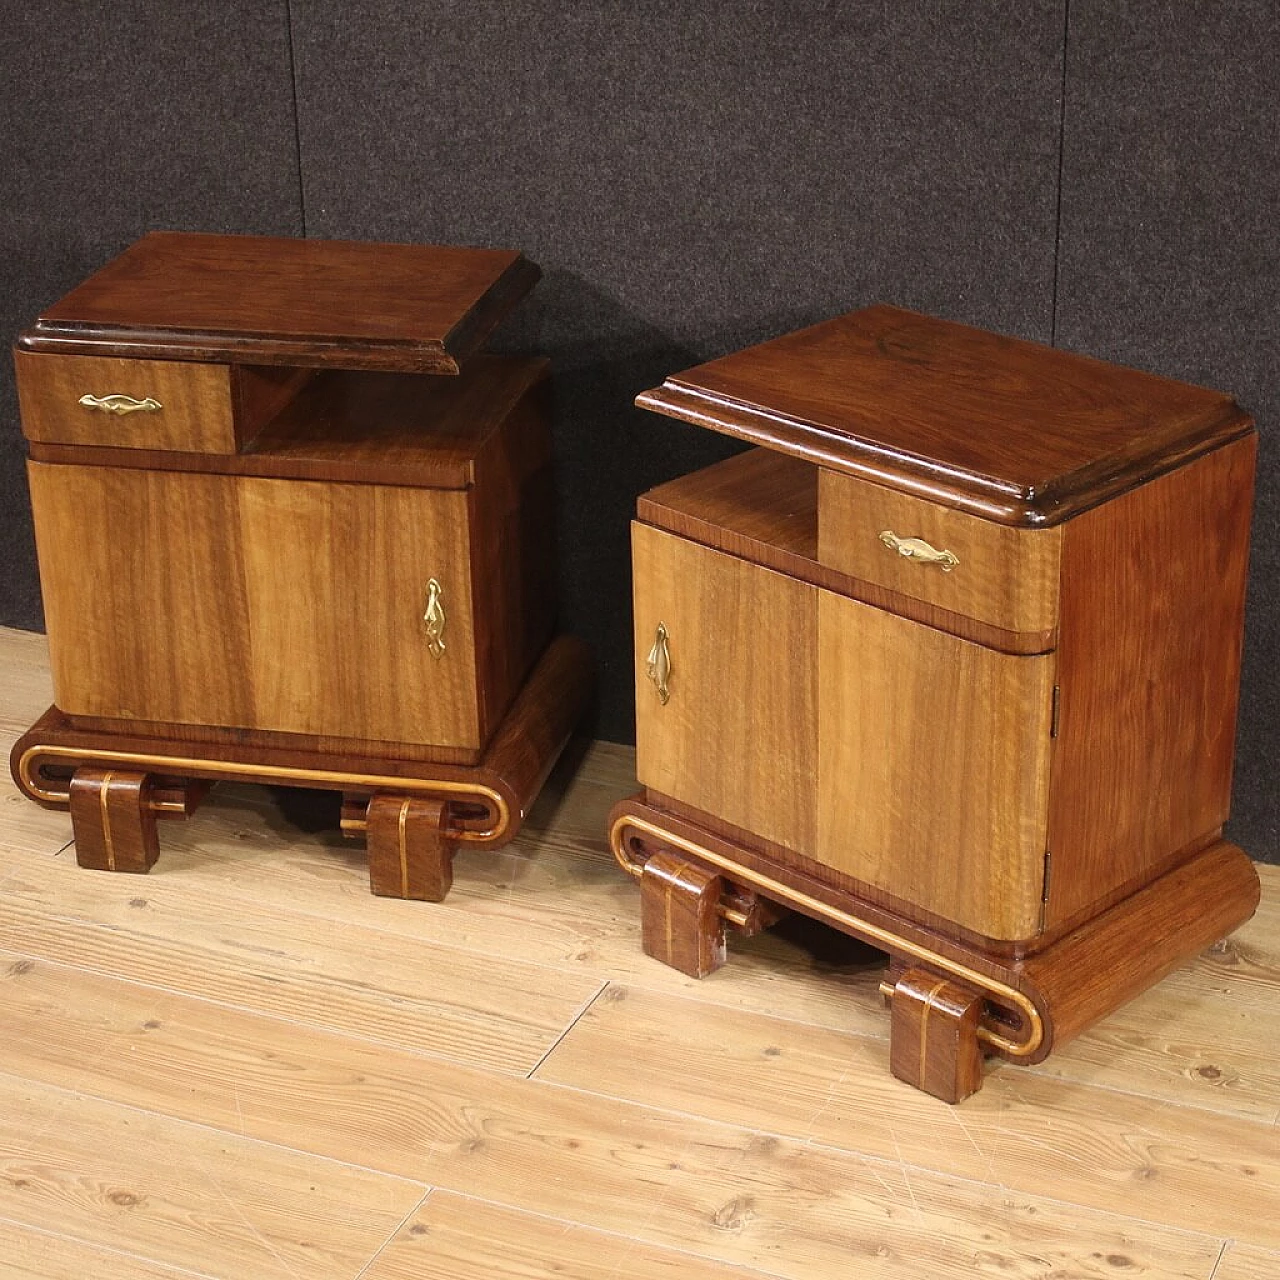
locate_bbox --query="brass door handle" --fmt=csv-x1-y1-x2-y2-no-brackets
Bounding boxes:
646,622,671,704
878,530,959,571
78,393,163,415
423,578,446,658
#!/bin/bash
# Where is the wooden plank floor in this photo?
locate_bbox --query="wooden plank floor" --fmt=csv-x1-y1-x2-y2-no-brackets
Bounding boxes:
0,624,1276,1280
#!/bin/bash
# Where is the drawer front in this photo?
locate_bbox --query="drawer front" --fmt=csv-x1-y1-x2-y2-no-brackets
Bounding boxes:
28,462,481,748
633,523,818,854
16,351,237,453
818,469,1062,636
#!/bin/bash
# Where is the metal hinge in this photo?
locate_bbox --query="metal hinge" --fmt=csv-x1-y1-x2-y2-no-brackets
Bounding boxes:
1038,849,1053,932
1050,685,1061,738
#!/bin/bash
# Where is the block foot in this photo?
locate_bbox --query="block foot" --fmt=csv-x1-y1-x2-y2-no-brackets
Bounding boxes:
68,767,160,873
640,850,727,978
365,794,456,901
889,968,985,1103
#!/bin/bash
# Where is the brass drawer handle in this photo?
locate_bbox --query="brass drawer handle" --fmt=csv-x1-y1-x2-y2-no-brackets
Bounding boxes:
646,622,671,705
878,529,959,572
423,578,446,658
78,393,163,415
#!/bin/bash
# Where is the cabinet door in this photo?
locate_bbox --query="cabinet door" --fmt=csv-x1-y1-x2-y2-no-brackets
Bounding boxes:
632,524,818,853
237,475,479,746
816,591,1055,941
29,462,479,747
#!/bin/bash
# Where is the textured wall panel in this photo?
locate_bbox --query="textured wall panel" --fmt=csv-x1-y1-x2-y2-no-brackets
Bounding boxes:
0,2,303,628
292,1,1065,740
1056,2,1278,857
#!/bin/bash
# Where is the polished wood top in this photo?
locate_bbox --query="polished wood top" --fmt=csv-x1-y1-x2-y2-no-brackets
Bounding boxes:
636,305,1253,525
17,232,539,373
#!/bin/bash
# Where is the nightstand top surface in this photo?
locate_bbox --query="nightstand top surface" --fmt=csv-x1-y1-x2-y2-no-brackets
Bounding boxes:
636,305,1252,525
18,231,539,374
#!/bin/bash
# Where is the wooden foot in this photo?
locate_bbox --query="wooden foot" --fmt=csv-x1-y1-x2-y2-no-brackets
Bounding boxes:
890,968,985,1103
365,794,456,901
640,851,726,978
68,767,159,873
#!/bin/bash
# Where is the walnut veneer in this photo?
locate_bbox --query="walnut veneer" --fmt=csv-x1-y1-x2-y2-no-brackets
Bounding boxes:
12,232,590,897
615,305,1259,1102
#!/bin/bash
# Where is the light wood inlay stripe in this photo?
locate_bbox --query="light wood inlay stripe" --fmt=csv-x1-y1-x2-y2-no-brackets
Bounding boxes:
916,975,951,1087
611,810,1044,1058
397,798,412,898
99,768,116,871
17,744,509,841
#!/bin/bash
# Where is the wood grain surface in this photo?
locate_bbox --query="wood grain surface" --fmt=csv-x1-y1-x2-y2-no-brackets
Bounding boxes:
632,523,817,855
637,304,1252,525
1046,434,1257,926
26,356,549,488
364,1192,780,1280
1213,1245,1280,1280
0,626,1275,1279
818,467,1062,634
19,230,541,373
639,448,1056,654
0,1219,200,1280
16,351,240,452
28,462,482,746
0,1073,421,1280
816,588,1055,940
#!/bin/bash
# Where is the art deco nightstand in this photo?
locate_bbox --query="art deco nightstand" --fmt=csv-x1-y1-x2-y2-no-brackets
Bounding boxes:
12,231,590,900
611,304,1259,1101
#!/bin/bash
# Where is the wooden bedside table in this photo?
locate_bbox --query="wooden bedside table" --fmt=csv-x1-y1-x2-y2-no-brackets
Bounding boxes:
11,231,591,901
611,304,1260,1102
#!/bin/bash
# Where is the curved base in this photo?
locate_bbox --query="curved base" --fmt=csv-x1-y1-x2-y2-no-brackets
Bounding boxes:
610,792,1260,1102
11,635,592,901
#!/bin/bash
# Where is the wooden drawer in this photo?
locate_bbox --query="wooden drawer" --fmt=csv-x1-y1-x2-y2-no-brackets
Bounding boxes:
28,461,482,748
817,469,1062,636
15,351,306,454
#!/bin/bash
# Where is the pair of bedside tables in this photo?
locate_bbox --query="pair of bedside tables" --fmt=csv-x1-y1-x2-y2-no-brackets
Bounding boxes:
10,234,1260,1103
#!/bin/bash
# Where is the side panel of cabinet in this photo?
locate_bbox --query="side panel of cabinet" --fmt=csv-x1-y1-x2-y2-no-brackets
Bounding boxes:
632,524,818,854
28,462,480,747
816,592,1056,941
1045,434,1256,927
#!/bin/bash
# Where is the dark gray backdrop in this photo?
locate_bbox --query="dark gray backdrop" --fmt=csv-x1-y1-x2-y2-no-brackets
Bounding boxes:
2,3,1275,860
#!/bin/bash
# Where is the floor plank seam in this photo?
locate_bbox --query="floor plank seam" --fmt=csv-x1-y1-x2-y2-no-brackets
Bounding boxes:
434,1187,792,1280
0,933,581,1079
352,1185,435,1280
0,847,905,1048
0,1063,430,1191
0,1211,221,1280
618,972,890,1042
1207,1239,1229,1279
515,1070,1242,1249
15,992,1235,1260
14,917,1273,1214
524,979,612,1078
30,848,631,981
587,973,1280,1127
3,865,1276,1128
992,1060,1280,1128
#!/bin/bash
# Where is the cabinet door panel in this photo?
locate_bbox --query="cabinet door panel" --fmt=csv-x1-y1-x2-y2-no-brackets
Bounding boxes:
632,524,818,854
817,591,1055,940
238,477,479,746
29,461,256,727
29,463,480,747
